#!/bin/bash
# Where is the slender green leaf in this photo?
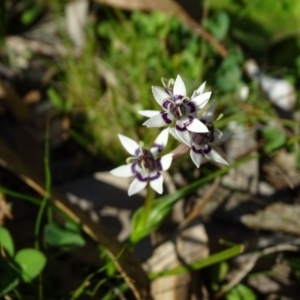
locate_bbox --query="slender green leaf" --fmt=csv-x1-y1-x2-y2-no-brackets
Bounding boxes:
149,245,243,280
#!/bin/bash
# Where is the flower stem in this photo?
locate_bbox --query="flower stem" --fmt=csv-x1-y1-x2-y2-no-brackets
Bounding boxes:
141,184,155,226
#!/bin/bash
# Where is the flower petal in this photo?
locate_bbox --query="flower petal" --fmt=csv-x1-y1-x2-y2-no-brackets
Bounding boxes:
153,128,169,149
168,127,178,140
110,164,134,177
205,149,229,165
118,134,139,156
201,102,216,122
143,112,173,127
173,74,186,96
190,149,202,168
159,153,173,171
128,178,148,196
149,174,164,194
193,92,211,110
175,126,192,145
138,110,160,118
152,86,170,106
185,118,208,133
197,81,206,95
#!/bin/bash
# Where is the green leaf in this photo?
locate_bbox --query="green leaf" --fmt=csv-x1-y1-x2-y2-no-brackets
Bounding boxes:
44,222,85,248
262,127,286,153
204,11,230,41
21,7,40,25
149,245,243,280
0,226,14,256
0,256,19,297
225,284,257,300
47,88,71,112
210,261,229,291
15,249,46,282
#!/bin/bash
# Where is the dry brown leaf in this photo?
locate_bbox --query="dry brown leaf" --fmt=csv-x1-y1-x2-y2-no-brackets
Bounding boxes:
144,220,209,300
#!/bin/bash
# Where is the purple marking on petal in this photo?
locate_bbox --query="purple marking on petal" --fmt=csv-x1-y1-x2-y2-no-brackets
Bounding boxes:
161,112,172,124
175,123,188,132
134,148,141,156
136,172,149,182
182,116,194,127
149,171,161,181
187,101,196,113
131,162,138,174
174,95,184,103
191,145,212,155
156,158,162,171
162,100,172,110
152,143,164,152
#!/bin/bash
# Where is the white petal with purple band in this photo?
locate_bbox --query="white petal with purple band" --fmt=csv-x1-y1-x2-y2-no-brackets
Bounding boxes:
110,164,134,177
143,112,173,127
138,110,160,118
175,128,192,146
152,86,170,105
159,153,173,170
118,134,139,156
128,178,147,196
173,74,186,97
193,92,212,110
150,174,164,194
184,117,208,133
190,150,202,168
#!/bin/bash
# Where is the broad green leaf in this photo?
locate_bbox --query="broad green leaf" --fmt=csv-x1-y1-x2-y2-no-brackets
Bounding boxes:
0,226,14,256
262,127,286,153
21,7,40,25
130,155,257,244
44,222,85,248
149,245,243,280
15,249,46,282
225,283,256,300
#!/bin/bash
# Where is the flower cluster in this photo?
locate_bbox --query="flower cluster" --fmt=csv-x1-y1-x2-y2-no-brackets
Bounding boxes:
110,75,230,196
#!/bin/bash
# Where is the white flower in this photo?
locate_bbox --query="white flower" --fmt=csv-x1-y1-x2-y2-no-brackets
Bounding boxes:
110,129,173,196
139,75,212,146
170,103,231,168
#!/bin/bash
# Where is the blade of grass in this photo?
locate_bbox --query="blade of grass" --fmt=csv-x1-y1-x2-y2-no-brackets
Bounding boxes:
34,122,51,300
149,245,243,280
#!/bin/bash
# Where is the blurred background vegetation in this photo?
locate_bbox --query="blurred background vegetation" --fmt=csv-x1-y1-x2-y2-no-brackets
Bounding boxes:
1,0,299,169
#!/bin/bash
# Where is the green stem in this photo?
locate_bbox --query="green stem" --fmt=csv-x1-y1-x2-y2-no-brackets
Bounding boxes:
34,122,51,300
141,184,155,227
